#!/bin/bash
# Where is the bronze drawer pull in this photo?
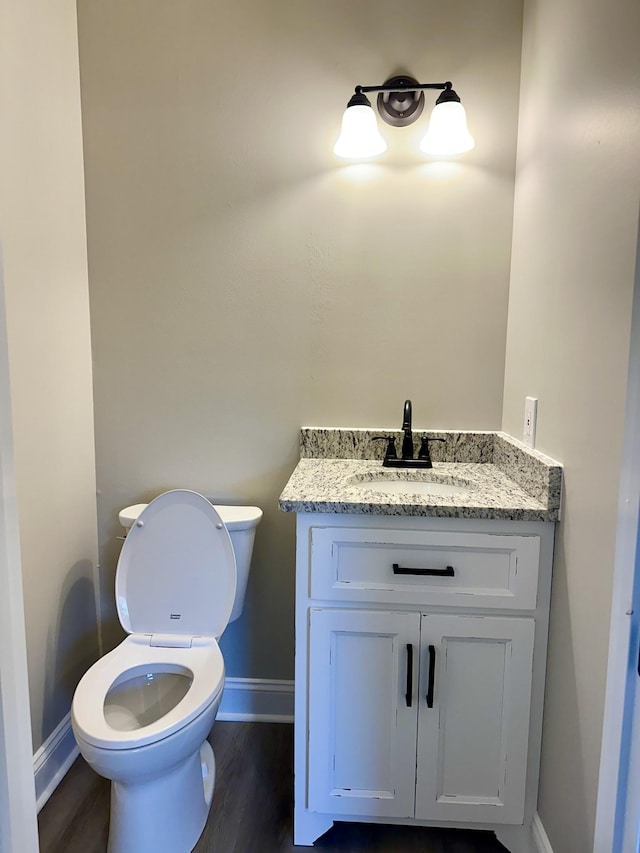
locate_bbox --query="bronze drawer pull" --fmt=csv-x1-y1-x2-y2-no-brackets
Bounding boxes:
392,563,455,577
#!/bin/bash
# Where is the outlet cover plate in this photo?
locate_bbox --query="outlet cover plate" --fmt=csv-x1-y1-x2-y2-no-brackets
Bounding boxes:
523,396,538,448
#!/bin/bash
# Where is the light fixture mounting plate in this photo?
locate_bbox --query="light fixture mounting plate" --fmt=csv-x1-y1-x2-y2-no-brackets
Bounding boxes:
377,76,424,127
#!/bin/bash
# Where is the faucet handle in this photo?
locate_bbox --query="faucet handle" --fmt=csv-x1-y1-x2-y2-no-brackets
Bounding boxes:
372,435,398,462
418,435,446,462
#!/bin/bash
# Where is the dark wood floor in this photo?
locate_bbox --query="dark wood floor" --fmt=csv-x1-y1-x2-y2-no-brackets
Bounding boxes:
38,722,509,852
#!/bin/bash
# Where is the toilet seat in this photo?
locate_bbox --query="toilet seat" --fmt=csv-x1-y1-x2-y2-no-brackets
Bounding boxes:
73,491,235,752
72,634,224,750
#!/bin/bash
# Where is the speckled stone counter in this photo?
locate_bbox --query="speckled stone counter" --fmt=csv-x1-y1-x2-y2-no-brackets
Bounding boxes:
279,429,562,522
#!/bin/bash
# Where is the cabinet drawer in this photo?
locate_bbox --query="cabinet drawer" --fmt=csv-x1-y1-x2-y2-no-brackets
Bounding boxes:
310,527,540,610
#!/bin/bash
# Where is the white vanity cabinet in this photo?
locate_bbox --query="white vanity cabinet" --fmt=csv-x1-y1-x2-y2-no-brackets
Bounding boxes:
293,513,556,853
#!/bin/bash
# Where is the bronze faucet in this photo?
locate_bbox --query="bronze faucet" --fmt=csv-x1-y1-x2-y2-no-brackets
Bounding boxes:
373,400,445,469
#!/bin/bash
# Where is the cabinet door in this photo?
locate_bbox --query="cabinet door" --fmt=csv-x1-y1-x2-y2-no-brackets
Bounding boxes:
308,608,420,818
415,615,534,825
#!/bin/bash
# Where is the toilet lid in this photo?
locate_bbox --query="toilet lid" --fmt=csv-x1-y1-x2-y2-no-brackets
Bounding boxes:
115,490,236,639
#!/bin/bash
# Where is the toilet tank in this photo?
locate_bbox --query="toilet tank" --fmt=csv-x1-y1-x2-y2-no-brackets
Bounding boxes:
118,500,262,624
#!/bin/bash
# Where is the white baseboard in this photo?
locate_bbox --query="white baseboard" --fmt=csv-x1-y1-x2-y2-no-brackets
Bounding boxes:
33,712,79,813
218,677,294,723
532,812,554,853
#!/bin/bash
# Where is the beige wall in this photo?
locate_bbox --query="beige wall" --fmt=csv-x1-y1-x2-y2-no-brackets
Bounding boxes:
2,0,634,843
503,0,640,848
77,0,523,675
0,0,99,750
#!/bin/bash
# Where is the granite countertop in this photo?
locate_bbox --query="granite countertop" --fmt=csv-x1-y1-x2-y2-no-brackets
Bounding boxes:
279,429,562,522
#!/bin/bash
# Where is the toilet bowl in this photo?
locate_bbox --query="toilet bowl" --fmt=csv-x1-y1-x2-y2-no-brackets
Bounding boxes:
71,489,258,853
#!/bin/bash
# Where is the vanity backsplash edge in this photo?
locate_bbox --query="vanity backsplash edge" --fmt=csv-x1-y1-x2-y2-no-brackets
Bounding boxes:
299,428,494,463
494,432,562,511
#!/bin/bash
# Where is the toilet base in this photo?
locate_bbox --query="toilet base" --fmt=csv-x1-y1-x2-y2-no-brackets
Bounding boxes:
201,739,216,808
107,739,214,853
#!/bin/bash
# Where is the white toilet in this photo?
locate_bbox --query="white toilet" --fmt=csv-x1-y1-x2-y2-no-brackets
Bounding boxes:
71,489,262,853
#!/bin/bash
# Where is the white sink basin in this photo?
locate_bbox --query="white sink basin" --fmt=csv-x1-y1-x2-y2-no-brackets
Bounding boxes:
348,473,472,497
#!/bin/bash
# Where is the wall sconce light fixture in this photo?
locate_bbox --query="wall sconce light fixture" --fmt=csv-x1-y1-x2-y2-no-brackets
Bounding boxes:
334,75,475,160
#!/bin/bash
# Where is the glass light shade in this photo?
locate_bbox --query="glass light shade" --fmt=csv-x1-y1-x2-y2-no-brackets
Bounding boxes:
419,100,475,156
333,104,387,159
